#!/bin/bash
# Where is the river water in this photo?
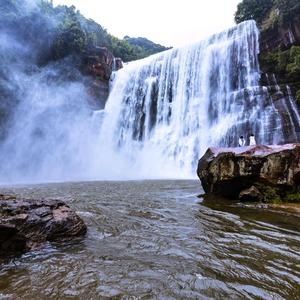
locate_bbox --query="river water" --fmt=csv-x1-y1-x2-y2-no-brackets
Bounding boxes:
0,180,299,299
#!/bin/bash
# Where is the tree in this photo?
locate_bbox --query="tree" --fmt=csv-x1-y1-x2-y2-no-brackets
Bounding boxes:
53,7,87,59
234,0,274,24
273,0,300,23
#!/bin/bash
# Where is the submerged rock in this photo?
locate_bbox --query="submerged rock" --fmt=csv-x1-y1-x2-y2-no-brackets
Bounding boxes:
0,195,87,256
197,144,300,203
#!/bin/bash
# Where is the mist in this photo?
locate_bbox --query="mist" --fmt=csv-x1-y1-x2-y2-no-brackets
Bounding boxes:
0,0,102,183
0,0,167,183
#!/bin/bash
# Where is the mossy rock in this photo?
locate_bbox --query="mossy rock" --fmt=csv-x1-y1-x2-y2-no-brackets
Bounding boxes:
259,46,300,77
253,183,300,204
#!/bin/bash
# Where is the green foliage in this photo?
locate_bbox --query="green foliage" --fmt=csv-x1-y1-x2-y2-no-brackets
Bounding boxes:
284,191,300,202
260,46,300,77
254,183,282,203
49,4,169,62
0,0,168,63
283,46,300,76
53,7,87,59
278,51,289,72
234,0,274,24
234,0,300,25
108,35,138,62
124,37,171,58
273,0,300,24
259,52,279,73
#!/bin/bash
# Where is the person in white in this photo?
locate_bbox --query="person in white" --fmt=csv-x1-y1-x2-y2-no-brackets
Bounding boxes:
249,134,256,146
238,136,246,147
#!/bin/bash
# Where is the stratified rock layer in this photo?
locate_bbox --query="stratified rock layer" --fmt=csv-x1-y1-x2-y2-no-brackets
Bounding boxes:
197,144,300,201
0,195,87,256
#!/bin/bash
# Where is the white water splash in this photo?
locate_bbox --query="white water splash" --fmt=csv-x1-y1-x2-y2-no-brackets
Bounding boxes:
99,20,296,177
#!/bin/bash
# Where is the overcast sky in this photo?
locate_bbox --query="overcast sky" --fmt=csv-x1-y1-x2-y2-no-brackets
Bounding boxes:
53,0,242,47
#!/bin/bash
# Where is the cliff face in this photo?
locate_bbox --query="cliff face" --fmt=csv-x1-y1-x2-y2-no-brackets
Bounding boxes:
259,8,300,106
256,10,300,143
260,12,300,52
83,47,123,109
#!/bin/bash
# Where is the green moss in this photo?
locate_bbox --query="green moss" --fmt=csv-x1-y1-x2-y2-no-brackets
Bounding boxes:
254,183,282,204
253,184,300,204
259,46,300,79
290,45,300,58
284,192,300,202
259,52,279,74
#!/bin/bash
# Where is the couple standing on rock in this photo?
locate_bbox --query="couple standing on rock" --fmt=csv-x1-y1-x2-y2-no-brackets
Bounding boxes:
238,134,256,147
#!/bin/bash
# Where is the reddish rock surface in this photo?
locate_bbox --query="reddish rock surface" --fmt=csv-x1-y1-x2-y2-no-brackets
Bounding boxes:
0,195,86,256
83,47,123,108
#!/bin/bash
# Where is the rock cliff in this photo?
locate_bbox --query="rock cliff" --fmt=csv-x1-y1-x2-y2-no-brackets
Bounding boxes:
260,12,300,52
258,5,300,107
197,144,300,203
83,47,123,108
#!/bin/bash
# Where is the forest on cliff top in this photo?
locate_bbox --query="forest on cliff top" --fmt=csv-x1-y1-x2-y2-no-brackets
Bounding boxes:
0,0,169,64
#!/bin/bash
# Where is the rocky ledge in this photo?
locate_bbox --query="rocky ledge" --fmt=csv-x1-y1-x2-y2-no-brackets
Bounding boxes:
0,195,86,256
197,144,300,203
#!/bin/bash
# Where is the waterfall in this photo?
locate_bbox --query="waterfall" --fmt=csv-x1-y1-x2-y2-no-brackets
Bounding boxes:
99,20,298,177
1,20,299,182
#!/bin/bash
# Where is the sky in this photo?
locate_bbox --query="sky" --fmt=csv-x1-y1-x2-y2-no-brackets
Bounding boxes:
53,0,242,47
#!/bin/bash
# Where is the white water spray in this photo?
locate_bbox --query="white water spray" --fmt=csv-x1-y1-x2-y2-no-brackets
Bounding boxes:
99,20,297,177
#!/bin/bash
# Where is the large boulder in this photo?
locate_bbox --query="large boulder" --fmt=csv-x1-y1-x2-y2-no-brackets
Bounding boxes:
197,144,300,202
0,195,86,256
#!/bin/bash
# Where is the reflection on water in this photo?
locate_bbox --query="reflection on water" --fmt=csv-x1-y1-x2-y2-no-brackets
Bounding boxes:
0,180,299,299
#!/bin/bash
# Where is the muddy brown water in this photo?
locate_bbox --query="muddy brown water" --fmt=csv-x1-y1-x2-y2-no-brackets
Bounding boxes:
0,180,299,299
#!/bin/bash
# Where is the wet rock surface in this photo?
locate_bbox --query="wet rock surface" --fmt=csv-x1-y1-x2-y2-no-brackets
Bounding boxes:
83,46,123,108
197,144,300,202
0,195,87,256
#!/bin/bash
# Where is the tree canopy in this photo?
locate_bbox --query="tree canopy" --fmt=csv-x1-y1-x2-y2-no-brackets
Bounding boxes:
234,0,274,24
0,0,169,62
234,0,300,25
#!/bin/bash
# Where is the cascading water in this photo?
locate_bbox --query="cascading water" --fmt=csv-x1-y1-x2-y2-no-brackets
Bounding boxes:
99,20,299,177
1,20,299,182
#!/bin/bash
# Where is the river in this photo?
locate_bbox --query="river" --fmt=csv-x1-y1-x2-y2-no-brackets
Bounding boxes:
0,180,299,299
